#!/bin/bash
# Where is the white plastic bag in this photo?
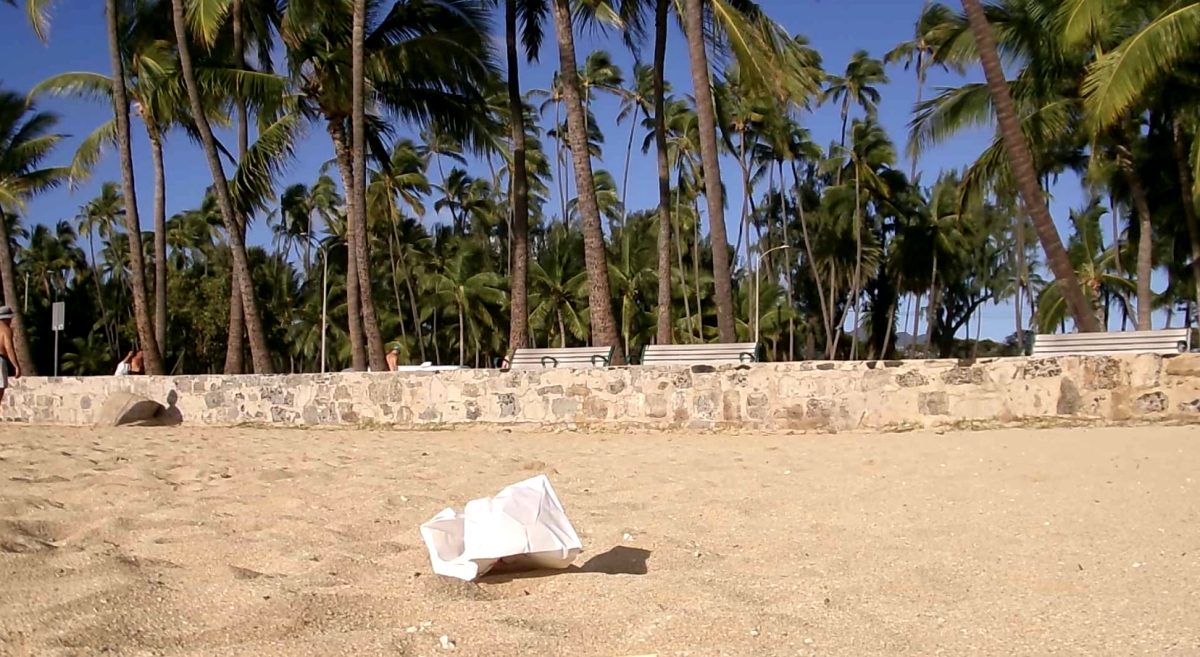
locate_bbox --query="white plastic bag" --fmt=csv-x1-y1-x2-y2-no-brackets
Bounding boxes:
419,475,582,581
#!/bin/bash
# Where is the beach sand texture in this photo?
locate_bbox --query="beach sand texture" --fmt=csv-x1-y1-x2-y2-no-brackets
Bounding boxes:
1,425,1198,656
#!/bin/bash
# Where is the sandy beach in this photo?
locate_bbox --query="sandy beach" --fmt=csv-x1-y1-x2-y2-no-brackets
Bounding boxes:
1,425,1198,656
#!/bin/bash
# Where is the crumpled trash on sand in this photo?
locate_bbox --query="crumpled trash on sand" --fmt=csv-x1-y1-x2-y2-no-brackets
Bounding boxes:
419,475,582,581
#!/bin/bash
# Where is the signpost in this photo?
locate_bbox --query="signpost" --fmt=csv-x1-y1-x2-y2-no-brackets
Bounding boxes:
51,301,65,376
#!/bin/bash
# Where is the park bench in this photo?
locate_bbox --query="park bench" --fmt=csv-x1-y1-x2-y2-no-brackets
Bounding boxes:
1031,328,1190,356
509,346,614,369
639,342,760,366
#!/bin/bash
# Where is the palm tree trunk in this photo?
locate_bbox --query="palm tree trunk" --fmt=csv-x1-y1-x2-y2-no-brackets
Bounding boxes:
675,202,693,342
1172,117,1200,321
693,197,704,339
836,103,849,186
328,119,367,370
149,130,168,355
458,302,465,365
557,309,567,348
351,0,387,371
851,159,864,359
619,107,640,231
225,0,247,375
926,250,939,351
550,0,624,364
386,226,406,348
169,0,272,373
791,162,831,345
653,0,673,346
961,0,1098,332
554,99,567,226
397,247,425,361
107,0,164,374
1119,150,1154,331
0,220,35,375
779,161,795,359
735,130,749,260
681,0,736,343
505,0,531,358
1015,206,1026,351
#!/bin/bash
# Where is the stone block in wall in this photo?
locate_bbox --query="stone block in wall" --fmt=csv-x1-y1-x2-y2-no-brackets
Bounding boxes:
896,370,928,388
1022,358,1062,379
918,391,949,415
1135,392,1167,414
1164,354,1200,378
942,366,987,386
1079,356,1127,390
1057,378,1083,415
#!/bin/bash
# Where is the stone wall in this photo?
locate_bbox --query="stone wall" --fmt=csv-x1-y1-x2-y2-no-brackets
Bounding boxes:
5,354,1200,430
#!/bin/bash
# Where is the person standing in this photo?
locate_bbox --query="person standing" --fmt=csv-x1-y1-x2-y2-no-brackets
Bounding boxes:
0,306,23,404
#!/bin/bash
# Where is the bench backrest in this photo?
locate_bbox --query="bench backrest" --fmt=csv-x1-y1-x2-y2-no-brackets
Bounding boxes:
640,342,760,366
510,347,614,369
1031,329,1190,356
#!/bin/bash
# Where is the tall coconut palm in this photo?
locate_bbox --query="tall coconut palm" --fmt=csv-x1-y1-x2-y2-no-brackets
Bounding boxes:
350,0,386,371
959,0,1100,332
105,0,166,373
651,0,673,345
0,90,69,375
168,0,274,372
495,0,545,360
283,0,496,370
824,50,888,164
75,182,124,350
681,0,737,343
549,0,624,362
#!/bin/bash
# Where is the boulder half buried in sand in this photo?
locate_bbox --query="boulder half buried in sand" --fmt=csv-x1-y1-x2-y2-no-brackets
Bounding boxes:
419,474,582,581
95,391,166,427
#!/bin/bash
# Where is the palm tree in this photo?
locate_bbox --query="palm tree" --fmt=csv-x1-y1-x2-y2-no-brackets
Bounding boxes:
529,224,588,348
824,49,888,167
283,0,495,370
168,0,275,373
429,246,507,365
681,0,737,343
959,0,1100,332
0,91,70,375
105,0,165,373
548,0,625,362
1036,199,1135,332
651,0,673,345
885,1,960,180
495,0,544,360
75,182,124,349
349,0,386,371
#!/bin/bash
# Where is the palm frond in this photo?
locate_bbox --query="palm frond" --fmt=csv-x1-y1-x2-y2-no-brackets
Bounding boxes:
68,119,119,187
28,71,114,103
186,0,233,48
232,111,303,216
1082,3,1200,129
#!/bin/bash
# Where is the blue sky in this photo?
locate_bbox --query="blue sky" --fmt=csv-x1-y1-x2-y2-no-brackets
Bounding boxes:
2,1,1115,341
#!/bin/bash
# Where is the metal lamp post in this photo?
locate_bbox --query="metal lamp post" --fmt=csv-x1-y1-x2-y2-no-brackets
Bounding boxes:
754,244,792,345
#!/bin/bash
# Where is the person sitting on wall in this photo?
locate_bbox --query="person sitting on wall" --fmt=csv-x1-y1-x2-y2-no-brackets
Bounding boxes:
385,344,401,372
0,306,22,405
116,350,146,375
115,351,134,376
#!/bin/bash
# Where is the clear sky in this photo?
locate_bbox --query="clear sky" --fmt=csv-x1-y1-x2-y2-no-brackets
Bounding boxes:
1,1,1111,341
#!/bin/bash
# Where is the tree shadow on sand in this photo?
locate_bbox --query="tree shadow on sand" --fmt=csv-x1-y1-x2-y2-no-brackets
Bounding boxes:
479,546,651,583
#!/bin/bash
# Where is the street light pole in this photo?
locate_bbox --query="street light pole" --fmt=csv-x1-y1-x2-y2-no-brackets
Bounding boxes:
754,244,793,345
